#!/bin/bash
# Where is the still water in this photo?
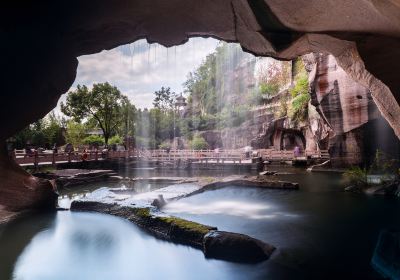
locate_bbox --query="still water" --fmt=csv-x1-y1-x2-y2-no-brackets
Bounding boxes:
1,167,399,280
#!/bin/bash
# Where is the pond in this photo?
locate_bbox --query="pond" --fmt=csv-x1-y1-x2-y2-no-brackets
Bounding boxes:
1,167,399,279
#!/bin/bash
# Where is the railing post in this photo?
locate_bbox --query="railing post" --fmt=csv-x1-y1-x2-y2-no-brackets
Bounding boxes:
34,150,39,170
52,151,56,166
68,152,71,163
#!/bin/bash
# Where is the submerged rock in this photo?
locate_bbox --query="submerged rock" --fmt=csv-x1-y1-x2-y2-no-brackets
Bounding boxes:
203,231,275,263
259,170,277,176
151,194,167,209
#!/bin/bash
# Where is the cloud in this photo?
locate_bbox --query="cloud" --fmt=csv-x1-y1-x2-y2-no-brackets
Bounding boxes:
67,37,220,109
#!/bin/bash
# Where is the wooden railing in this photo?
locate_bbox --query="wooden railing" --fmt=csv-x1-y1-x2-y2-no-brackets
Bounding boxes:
13,148,330,167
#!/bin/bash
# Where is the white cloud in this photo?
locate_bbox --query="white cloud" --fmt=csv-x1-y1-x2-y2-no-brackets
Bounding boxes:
65,37,220,109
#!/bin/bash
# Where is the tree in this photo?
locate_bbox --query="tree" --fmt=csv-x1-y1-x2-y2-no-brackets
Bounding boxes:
61,83,129,144
108,135,123,145
83,135,105,146
189,135,209,150
153,87,176,111
12,111,65,149
65,121,86,147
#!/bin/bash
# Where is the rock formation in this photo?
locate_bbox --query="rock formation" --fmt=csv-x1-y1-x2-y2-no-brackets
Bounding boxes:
305,53,380,166
2,0,400,212
198,52,391,166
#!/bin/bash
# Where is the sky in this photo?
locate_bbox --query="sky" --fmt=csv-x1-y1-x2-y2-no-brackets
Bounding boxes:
57,37,220,110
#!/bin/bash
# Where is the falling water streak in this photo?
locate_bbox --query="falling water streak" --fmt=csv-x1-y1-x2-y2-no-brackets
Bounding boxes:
147,43,151,71
166,48,169,82
154,43,157,64
174,46,177,80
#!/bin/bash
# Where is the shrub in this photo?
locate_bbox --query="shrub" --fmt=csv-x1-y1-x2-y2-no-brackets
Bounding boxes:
289,75,309,98
83,135,105,146
109,135,123,145
370,149,398,175
260,82,279,98
275,94,289,118
189,135,209,150
159,142,171,150
343,166,368,188
289,93,310,122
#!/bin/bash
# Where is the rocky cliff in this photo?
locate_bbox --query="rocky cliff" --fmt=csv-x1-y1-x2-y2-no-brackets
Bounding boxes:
199,53,395,167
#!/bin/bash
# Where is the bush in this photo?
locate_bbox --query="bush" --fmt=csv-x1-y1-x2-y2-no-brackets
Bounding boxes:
289,75,308,98
83,135,105,146
370,149,398,175
275,94,289,119
109,135,123,145
159,142,171,150
289,93,310,122
343,166,368,188
189,135,209,150
260,82,279,98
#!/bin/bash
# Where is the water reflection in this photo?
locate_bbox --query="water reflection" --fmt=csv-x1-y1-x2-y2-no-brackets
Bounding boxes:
11,212,272,280
3,167,399,279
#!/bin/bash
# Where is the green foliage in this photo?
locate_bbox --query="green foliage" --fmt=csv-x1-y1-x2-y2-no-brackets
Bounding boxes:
108,135,123,145
134,136,158,150
65,121,86,147
292,57,307,79
12,111,65,148
275,94,289,119
159,142,171,150
289,93,310,122
289,75,309,98
83,135,105,146
370,149,398,175
259,82,279,98
189,135,209,150
117,101,137,137
153,87,176,111
217,105,249,128
287,74,310,123
343,166,368,188
61,83,130,144
255,60,291,106
343,149,399,190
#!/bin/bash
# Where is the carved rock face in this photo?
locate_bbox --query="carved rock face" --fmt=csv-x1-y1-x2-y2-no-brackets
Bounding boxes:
307,53,381,166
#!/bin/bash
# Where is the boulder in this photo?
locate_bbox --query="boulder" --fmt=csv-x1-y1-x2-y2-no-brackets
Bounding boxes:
259,170,277,176
151,194,167,209
203,231,275,263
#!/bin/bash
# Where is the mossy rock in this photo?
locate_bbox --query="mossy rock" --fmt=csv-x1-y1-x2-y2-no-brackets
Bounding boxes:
158,216,217,247
160,216,214,235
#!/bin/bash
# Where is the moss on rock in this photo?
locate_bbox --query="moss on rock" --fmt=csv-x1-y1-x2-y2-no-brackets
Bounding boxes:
160,216,213,235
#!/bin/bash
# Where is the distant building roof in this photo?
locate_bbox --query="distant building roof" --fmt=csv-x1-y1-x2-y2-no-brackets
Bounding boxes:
87,129,103,136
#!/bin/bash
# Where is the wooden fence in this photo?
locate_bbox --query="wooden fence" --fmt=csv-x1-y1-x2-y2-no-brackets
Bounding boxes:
13,148,330,167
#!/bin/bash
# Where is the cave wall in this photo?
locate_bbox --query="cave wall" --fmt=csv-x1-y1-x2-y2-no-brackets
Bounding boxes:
1,0,400,213
1,0,400,143
306,53,381,166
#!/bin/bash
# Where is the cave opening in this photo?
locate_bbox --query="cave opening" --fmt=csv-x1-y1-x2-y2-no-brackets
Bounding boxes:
2,2,400,279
